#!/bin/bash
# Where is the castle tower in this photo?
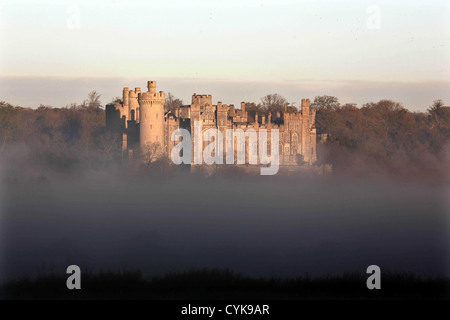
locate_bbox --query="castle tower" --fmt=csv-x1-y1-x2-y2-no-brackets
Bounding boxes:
139,81,166,158
301,98,311,163
123,87,129,108
128,90,139,122
190,94,213,164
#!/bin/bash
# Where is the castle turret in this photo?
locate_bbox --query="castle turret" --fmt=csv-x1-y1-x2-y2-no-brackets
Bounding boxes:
301,98,311,162
148,81,156,94
191,94,212,110
139,81,165,158
123,87,129,107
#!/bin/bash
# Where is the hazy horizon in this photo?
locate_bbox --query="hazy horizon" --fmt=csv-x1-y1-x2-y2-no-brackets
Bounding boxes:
1,76,449,112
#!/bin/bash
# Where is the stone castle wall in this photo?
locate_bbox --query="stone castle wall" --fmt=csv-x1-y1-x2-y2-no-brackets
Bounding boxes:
106,80,317,166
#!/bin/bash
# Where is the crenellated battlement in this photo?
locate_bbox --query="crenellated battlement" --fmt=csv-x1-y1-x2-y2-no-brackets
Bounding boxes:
192,94,212,99
107,80,317,165
139,91,165,101
284,112,302,120
301,98,310,109
217,101,228,112
192,94,212,107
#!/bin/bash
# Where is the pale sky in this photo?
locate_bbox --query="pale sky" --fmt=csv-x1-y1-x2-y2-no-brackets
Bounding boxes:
0,0,449,110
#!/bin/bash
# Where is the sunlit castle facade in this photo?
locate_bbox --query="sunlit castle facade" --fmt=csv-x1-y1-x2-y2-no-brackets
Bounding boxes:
106,81,317,166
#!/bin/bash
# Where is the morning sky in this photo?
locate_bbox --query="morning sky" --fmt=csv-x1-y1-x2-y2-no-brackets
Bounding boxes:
0,0,449,110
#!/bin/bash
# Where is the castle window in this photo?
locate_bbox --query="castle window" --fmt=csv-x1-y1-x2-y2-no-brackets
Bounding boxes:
150,125,152,129
156,136,158,141
292,133,298,144
156,113,158,119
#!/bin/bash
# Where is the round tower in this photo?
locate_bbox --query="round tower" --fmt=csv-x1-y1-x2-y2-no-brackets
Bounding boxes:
139,81,165,158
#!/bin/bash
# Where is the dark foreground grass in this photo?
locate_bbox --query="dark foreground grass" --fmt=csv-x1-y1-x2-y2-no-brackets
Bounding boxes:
0,268,448,299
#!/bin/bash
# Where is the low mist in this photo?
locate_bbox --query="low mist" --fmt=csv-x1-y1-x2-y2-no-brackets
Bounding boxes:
0,97,448,283
1,163,448,282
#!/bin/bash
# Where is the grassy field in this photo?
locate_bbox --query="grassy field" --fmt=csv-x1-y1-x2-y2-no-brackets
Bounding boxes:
1,268,448,299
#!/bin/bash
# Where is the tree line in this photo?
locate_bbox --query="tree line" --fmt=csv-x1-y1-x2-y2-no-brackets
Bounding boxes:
313,96,449,181
0,92,118,173
0,91,448,181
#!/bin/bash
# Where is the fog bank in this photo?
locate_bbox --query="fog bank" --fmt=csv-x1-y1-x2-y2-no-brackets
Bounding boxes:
1,169,448,282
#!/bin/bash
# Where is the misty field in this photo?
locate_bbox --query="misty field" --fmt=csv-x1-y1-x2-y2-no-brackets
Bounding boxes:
0,170,448,299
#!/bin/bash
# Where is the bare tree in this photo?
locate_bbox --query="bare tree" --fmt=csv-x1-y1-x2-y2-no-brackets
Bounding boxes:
427,99,449,133
82,91,102,110
142,142,163,165
99,131,120,161
260,94,287,114
164,92,183,113
311,95,341,111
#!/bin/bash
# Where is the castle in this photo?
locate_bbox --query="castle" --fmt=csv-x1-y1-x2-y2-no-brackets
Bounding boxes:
106,81,317,167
